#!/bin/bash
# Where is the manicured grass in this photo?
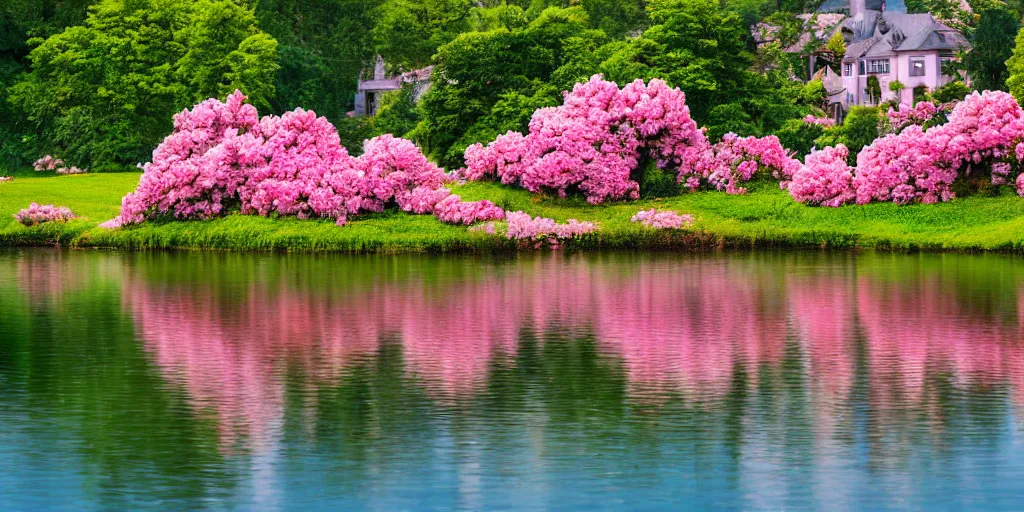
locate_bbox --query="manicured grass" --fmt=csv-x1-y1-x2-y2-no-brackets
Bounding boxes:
2,169,1024,253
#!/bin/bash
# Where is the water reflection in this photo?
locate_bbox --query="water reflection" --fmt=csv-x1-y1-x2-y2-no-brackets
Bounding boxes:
3,249,1024,510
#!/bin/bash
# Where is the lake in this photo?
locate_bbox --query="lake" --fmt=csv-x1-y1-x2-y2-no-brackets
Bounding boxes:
1,248,1023,511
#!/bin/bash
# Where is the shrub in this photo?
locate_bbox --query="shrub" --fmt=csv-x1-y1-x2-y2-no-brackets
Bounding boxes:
15,203,76,226
853,90,1024,204
685,133,802,194
465,75,708,204
104,91,504,229
630,209,694,229
504,211,597,240
930,81,971,104
776,118,825,159
788,145,856,207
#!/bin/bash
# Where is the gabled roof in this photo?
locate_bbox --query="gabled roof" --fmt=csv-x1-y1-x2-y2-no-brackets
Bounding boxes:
842,11,969,60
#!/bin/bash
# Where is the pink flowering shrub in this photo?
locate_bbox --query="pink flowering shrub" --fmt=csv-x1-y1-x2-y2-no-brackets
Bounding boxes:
788,145,856,207
105,91,261,227
105,91,507,229
630,209,694,229
504,211,597,241
55,166,88,175
685,133,803,194
33,155,64,171
885,101,938,133
803,115,836,127
15,203,76,226
854,91,1024,204
464,75,708,204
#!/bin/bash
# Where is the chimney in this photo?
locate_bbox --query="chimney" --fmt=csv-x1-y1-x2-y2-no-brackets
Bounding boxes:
850,0,866,17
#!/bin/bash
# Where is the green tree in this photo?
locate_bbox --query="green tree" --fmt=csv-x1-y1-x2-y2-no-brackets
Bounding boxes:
371,0,472,70
599,0,753,122
866,75,881,104
254,0,381,121
0,0,97,168
965,7,1020,92
10,0,278,170
413,6,604,166
1005,25,1024,101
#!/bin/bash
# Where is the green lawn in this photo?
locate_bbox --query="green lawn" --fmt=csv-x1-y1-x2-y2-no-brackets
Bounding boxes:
2,169,1024,253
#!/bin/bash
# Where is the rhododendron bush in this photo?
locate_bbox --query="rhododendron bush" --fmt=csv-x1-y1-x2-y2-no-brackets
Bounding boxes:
104,92,502,228
686,133,802,194
15,203,76,226
630,209,694,229
788,145,856,207
793,91,1024,206
464,75,801,202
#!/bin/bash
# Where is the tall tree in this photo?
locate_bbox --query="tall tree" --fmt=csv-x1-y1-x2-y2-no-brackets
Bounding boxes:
965,7,1020,92
10,0,278,169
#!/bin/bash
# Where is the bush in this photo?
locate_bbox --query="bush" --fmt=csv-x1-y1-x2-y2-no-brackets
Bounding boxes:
776,118,825,159
931,81,971,104
815,107,880,162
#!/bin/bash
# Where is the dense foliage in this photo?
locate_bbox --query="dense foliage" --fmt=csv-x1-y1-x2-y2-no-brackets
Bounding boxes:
9,0,279,170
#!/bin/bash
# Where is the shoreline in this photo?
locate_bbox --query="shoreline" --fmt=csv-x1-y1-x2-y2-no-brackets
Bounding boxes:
2,172,1023,255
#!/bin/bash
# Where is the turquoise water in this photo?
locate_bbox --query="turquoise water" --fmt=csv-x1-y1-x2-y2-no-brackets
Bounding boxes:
1,248,1023,511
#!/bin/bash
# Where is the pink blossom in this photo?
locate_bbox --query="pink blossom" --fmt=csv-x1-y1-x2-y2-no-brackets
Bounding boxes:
33,155,64,171
504,211,597,241
789,145,856,207
685,133,803,194
630,209,694,229
885,101,938,133
803,114,836,127
464,75,708,204
14,203,76,226
854,91,1024,204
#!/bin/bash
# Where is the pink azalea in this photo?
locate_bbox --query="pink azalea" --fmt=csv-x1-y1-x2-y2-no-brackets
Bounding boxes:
789,145,856,207
15,203,76,226
630,209,694,229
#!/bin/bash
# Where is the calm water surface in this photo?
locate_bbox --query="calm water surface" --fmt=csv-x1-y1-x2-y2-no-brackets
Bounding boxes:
2,248,1024,511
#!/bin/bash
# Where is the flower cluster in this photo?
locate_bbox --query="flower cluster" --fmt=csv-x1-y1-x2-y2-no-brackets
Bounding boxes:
884,101,940,134
33,155,64,171
855,91,1024,205
33,155,87,175
685,133,803,194
504,211,597,241
56,166,88,175
803,115,836,127
14,203,76,226
630,209,694,229
104,91,502,229
788,145,857,207
464,75,708,204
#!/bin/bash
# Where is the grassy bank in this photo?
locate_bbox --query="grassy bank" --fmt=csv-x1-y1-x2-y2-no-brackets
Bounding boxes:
2,169,1024,253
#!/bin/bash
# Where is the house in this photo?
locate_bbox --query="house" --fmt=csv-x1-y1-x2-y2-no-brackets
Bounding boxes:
828,0,970,107
354,56,433,116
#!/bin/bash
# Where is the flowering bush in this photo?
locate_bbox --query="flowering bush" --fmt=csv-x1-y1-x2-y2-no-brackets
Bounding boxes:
465,76,708,204
685,133,803,194
104,91,504,229
33,155,64,171
885,101,938,133
788,145,857,207
104,91,261,227
630,209,694,229
854,91,1024,205
803,114,836,127
504,211,597,241
56,166,88,175
15,203,76,226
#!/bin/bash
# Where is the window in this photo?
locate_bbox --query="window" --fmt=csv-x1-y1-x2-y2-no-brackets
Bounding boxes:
858,60,866,75
868,59,890,74
910,57,926,77
844,63,853,77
